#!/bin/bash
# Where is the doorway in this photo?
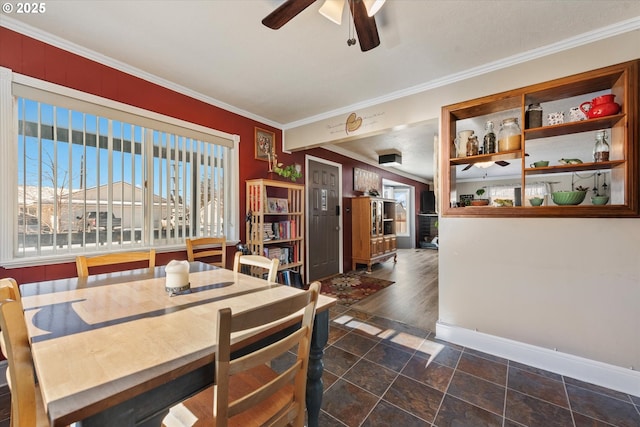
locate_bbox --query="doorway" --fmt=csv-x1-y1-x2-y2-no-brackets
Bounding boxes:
306,156,342,281
383,180,415,249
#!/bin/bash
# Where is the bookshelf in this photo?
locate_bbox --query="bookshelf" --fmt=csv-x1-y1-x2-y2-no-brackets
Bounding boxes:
246,179,305,281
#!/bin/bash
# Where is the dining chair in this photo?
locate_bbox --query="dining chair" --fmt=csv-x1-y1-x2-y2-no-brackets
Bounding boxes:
186,237,227,268
162,281,320,427
232,251,279,283
0,298,50,427
75,249,156,278
0,278,21,302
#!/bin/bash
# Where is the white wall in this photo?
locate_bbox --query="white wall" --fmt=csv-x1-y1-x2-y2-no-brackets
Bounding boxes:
436,33,640,375
439,217,640,368
286,31,640,380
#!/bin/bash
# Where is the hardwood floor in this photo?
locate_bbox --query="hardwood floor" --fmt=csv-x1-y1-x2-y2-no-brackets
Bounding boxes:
350,248,439,332
323,248,640,426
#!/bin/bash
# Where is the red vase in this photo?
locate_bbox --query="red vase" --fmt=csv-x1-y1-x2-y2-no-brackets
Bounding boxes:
580,94,620,119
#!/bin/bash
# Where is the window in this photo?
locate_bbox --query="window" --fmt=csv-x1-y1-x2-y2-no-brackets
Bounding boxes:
392,188,410,237
487,182,550,206
0,69,239,265
383,185,410,237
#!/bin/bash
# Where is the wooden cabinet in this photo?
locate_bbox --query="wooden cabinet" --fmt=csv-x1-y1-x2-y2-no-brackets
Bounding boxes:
246,179,304,280
351,196,398,272
441,59,639,217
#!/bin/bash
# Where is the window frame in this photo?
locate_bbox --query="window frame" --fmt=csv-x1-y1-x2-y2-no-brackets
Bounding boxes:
0,67,240,268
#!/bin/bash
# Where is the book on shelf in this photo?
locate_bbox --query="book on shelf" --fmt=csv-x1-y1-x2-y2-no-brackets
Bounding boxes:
264,246,292,265
262,220,298,241
278,269,303,289
263,246,281,261
282,244,296,264
263,223,275,241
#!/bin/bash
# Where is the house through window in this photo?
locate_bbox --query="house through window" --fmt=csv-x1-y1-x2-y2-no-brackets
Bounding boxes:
1,71,238,264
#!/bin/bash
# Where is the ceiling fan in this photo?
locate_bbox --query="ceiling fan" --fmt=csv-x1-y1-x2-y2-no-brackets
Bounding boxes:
262,0,383,52
461,160,510,171
460,152,530,171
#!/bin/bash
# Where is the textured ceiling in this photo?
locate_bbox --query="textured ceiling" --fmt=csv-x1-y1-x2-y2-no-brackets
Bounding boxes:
3,0,640,181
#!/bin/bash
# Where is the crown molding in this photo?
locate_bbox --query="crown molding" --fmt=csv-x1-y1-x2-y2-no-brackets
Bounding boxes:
321,145,430,185
283,16,640,130
5,14,638,132
0,17,283,130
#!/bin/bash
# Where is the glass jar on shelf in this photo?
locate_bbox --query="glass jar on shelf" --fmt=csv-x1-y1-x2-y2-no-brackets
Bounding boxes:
483,121,496,154
593,130,610,162
497,118,522,152
525,103,543,128
467,135,479,156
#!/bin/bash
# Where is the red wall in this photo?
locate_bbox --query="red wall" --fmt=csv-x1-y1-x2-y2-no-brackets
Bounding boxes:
299,148,430,269
0,28,430,284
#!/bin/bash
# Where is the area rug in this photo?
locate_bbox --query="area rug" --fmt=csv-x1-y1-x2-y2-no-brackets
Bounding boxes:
316,271,394,306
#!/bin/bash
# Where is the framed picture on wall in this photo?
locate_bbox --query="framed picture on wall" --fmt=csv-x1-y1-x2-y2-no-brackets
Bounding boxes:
353,167,381,194
255,127,275,161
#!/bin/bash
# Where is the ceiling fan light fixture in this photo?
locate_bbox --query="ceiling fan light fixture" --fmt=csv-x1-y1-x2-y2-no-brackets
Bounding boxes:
319,0,345,25
379,153,402,166
363,0,385,17
475,161,494,169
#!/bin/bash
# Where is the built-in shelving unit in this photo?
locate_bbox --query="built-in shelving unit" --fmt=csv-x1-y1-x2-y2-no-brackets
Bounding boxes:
441,59,639,217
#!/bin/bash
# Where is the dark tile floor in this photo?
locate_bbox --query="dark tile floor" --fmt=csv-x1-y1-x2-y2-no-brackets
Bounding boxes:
318,304,640,427
1,303,638,427
0,377,9,427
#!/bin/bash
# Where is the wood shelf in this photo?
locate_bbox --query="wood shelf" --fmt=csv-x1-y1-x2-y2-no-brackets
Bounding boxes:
450,150,521,166
524,114,625,140
524,160,625,175
246,179,305,280
441,59,639,218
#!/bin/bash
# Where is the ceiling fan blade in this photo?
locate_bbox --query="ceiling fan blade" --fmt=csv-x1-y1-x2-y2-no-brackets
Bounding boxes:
462,164,472,171
262,0,318,29
495,160,510,167
348,0,380,51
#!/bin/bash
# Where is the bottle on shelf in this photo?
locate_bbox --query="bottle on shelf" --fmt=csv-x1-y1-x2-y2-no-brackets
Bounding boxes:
467,135,479,156
455,130,474,158
483,121,496,154
593,130,610,162
497,118,522,152
525,103,543,128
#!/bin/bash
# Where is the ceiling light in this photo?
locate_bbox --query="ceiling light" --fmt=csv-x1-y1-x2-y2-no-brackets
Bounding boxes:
363,0,385,16
475,161,494,169
379,153,402,166
319,0,345,25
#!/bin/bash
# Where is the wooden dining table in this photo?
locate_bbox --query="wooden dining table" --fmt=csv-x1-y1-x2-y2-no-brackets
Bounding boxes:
20,262,336,427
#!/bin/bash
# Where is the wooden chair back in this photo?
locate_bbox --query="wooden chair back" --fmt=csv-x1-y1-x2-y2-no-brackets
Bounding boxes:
232,252,279,283
216,281,319,426
0,298,49,426
76,249,156,278
186,237,226,268
0,278,21,302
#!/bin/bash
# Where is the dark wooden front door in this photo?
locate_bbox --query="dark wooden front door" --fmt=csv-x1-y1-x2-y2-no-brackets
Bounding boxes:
307,159,340,281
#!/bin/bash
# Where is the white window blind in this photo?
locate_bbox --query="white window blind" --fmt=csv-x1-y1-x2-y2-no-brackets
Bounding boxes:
1,69,238,265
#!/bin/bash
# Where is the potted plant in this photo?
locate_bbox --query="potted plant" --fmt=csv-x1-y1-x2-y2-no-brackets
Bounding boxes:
471,188,490,206
273,163,302,182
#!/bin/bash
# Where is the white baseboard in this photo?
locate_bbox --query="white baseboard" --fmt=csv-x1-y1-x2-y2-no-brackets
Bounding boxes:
435,321,640,397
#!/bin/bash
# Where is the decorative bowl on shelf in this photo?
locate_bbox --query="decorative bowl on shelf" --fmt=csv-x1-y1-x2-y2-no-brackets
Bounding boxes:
551,191,587,206
470,199,490,206
591,195,609,205
529,197,544,206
